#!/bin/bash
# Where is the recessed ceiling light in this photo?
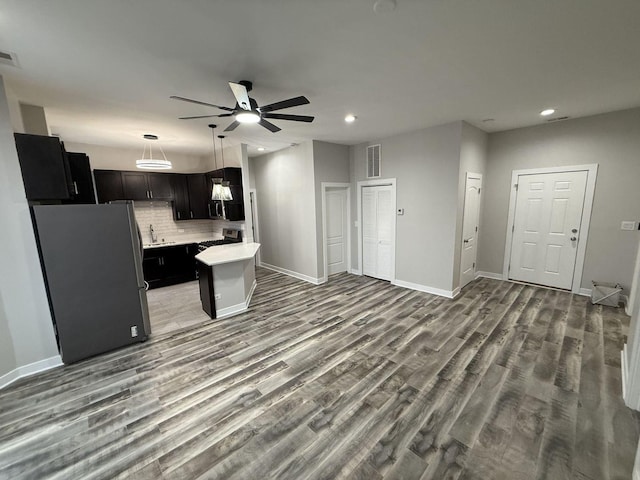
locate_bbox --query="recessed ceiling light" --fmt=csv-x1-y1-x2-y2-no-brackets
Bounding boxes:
373,0,397,14
540,108,556,116
345,114,357,123
257,147,265,151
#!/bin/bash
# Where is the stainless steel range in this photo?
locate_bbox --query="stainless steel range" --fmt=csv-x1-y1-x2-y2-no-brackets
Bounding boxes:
198,228,242,252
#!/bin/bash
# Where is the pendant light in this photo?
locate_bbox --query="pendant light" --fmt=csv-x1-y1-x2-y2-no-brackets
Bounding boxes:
136,134,172,170
218,135,233,201
209,124,226,201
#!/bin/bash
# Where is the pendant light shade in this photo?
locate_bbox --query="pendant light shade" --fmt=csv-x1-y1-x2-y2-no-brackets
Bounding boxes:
218,135,233,201
136,134,172,170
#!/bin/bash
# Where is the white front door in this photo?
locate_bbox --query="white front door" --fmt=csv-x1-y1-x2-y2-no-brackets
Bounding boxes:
460,173,482,289
326,188,348,275
509,170,588,289
362,185,393,281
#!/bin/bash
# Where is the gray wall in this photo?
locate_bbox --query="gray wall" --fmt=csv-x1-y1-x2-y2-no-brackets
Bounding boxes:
250,141,319,280
0,76,59,378
453,122,488,289
313,140,350,279
478,107,640,292
350,122,462,292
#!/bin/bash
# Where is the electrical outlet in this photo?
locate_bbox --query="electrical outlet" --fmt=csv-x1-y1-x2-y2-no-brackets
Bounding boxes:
397,208,404,215
621,221,637,231
214,293,221,300
130,326,138,337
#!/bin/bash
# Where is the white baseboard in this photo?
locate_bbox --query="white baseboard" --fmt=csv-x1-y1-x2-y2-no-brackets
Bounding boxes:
217,280,257,319
350,268,362,275
0,355,63,390
475,271,504,281
392,279,457,299
260,262,323,285
578,288,592,297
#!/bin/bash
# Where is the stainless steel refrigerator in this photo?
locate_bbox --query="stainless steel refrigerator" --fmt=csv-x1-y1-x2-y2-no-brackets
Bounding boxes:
31,202,151,364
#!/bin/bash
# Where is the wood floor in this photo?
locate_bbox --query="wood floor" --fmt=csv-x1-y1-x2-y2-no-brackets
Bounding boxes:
0,268,637,479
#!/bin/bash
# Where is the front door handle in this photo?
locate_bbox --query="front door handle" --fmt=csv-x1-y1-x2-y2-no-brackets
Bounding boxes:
570,236,577,241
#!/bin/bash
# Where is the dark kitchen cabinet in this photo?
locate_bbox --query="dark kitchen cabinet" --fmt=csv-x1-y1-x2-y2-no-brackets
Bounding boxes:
94,170,125,203
14,133,73,201
172,174,209,221
207,167,244,221
122,172,172,201
142,243,198,289
64,152,96,204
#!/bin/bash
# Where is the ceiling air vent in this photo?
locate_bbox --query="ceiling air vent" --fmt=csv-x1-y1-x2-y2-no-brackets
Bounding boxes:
547,116,570,122
0,50,18,67
367,144,381,178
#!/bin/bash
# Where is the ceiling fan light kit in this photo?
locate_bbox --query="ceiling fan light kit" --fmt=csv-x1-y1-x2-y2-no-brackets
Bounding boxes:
172,80,315,133
136,134,172,170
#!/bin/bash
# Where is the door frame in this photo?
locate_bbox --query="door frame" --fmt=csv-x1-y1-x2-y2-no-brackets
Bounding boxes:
249,189,261,266
459,172,483,289
356,178,397,281
502,164,598,294
321,182,351,283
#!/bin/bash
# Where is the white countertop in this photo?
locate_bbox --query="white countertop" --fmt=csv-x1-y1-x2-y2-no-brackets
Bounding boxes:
195,243,261,266
143,236,220,249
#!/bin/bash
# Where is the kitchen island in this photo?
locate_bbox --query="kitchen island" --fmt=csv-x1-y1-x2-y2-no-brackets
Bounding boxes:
195,243,260,319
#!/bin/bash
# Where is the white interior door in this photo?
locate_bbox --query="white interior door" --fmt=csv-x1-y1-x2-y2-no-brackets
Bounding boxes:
509,170,588,289
460,173,482,289
362,185,393,281
326,188,348,275
249,190,260,265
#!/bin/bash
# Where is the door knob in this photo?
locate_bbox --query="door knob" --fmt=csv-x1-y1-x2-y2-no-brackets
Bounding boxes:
571,228,578,233
570,236,577,241
463,239,470,244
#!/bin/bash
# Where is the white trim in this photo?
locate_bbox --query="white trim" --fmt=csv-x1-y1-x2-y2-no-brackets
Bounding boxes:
350,268,362,275
622,345,629,400
475,271,504,281
356,178,397,283
633,468,640,480
248,189,261,266
321,182,351,283
460,172,483,290
578,288,592,297
0,355,63,390
392,279,458,299
260,262,323,285
216,280,257,319
502,164,598,295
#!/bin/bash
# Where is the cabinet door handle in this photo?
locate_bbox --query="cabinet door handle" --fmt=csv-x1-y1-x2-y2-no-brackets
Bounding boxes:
208,204,212,217
150,190,153,199
158,257,162,266
215,203,220,217
73,181,78,195
177,211,181,219
190,211,194,219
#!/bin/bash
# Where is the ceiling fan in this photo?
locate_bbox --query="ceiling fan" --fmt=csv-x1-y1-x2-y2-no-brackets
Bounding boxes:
171,80,314,133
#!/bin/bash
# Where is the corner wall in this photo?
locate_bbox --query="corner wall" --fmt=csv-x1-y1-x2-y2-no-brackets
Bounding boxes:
249,142,320,282
478,108,640,292
350,122,462,293
0,76,60,385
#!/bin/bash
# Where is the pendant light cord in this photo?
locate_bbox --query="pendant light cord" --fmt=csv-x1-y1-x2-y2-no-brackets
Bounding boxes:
210,127,218,170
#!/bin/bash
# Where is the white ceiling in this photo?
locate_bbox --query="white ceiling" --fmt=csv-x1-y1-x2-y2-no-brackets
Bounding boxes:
1,0,639,157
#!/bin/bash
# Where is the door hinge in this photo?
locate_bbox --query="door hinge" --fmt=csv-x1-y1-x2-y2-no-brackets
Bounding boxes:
473,262,475,268
512,225,515,233
475,226,478,232
514,184,519,191
478,187,481,194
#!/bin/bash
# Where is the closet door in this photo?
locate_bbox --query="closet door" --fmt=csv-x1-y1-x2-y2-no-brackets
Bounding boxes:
362,185,393,281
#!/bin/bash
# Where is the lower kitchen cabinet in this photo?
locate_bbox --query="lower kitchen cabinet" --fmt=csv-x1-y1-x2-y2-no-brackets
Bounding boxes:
142,243,198,289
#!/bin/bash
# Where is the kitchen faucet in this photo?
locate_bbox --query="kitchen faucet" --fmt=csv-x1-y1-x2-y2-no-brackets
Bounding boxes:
150,224,157,243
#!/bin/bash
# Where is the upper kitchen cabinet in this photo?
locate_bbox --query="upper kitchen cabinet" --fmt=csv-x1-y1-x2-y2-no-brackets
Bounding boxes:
64,152,96,204
207,167,244,221
94,170,125,203
14,133,74,201
122,172,172,201
172,174,210,220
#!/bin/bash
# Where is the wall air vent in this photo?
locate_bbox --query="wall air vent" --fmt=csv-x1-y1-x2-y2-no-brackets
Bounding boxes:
0,50,18,67
366,144,381,178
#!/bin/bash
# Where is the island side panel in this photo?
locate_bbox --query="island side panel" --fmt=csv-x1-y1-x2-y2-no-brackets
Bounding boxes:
197,262,215,318
212,260,249,317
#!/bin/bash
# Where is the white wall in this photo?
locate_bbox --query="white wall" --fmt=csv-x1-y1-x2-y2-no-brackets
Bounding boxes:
350,122,463,293
453,122,488,289
64,141,211,173
0,76,59,381
478,108,640,292
313,140,350,279
250,142,319,281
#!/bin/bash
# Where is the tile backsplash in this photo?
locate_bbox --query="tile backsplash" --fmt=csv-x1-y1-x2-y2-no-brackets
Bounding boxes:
133,201,244,244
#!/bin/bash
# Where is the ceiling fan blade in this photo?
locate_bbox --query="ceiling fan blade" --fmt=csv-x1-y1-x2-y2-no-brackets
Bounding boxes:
259,118,282,133
229,82,252,110
170,95,234,111
259,96,310,113
179,113,234,120
224,120,240,132
262,113,314,123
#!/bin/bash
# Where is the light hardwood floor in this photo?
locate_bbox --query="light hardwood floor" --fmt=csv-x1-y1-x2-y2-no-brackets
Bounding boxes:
0,268,637,479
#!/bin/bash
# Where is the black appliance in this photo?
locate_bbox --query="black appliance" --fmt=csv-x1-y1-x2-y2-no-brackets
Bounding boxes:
198,228,242,252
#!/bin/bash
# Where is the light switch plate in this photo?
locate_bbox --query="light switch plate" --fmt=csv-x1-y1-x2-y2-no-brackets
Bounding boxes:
621,221,637,231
